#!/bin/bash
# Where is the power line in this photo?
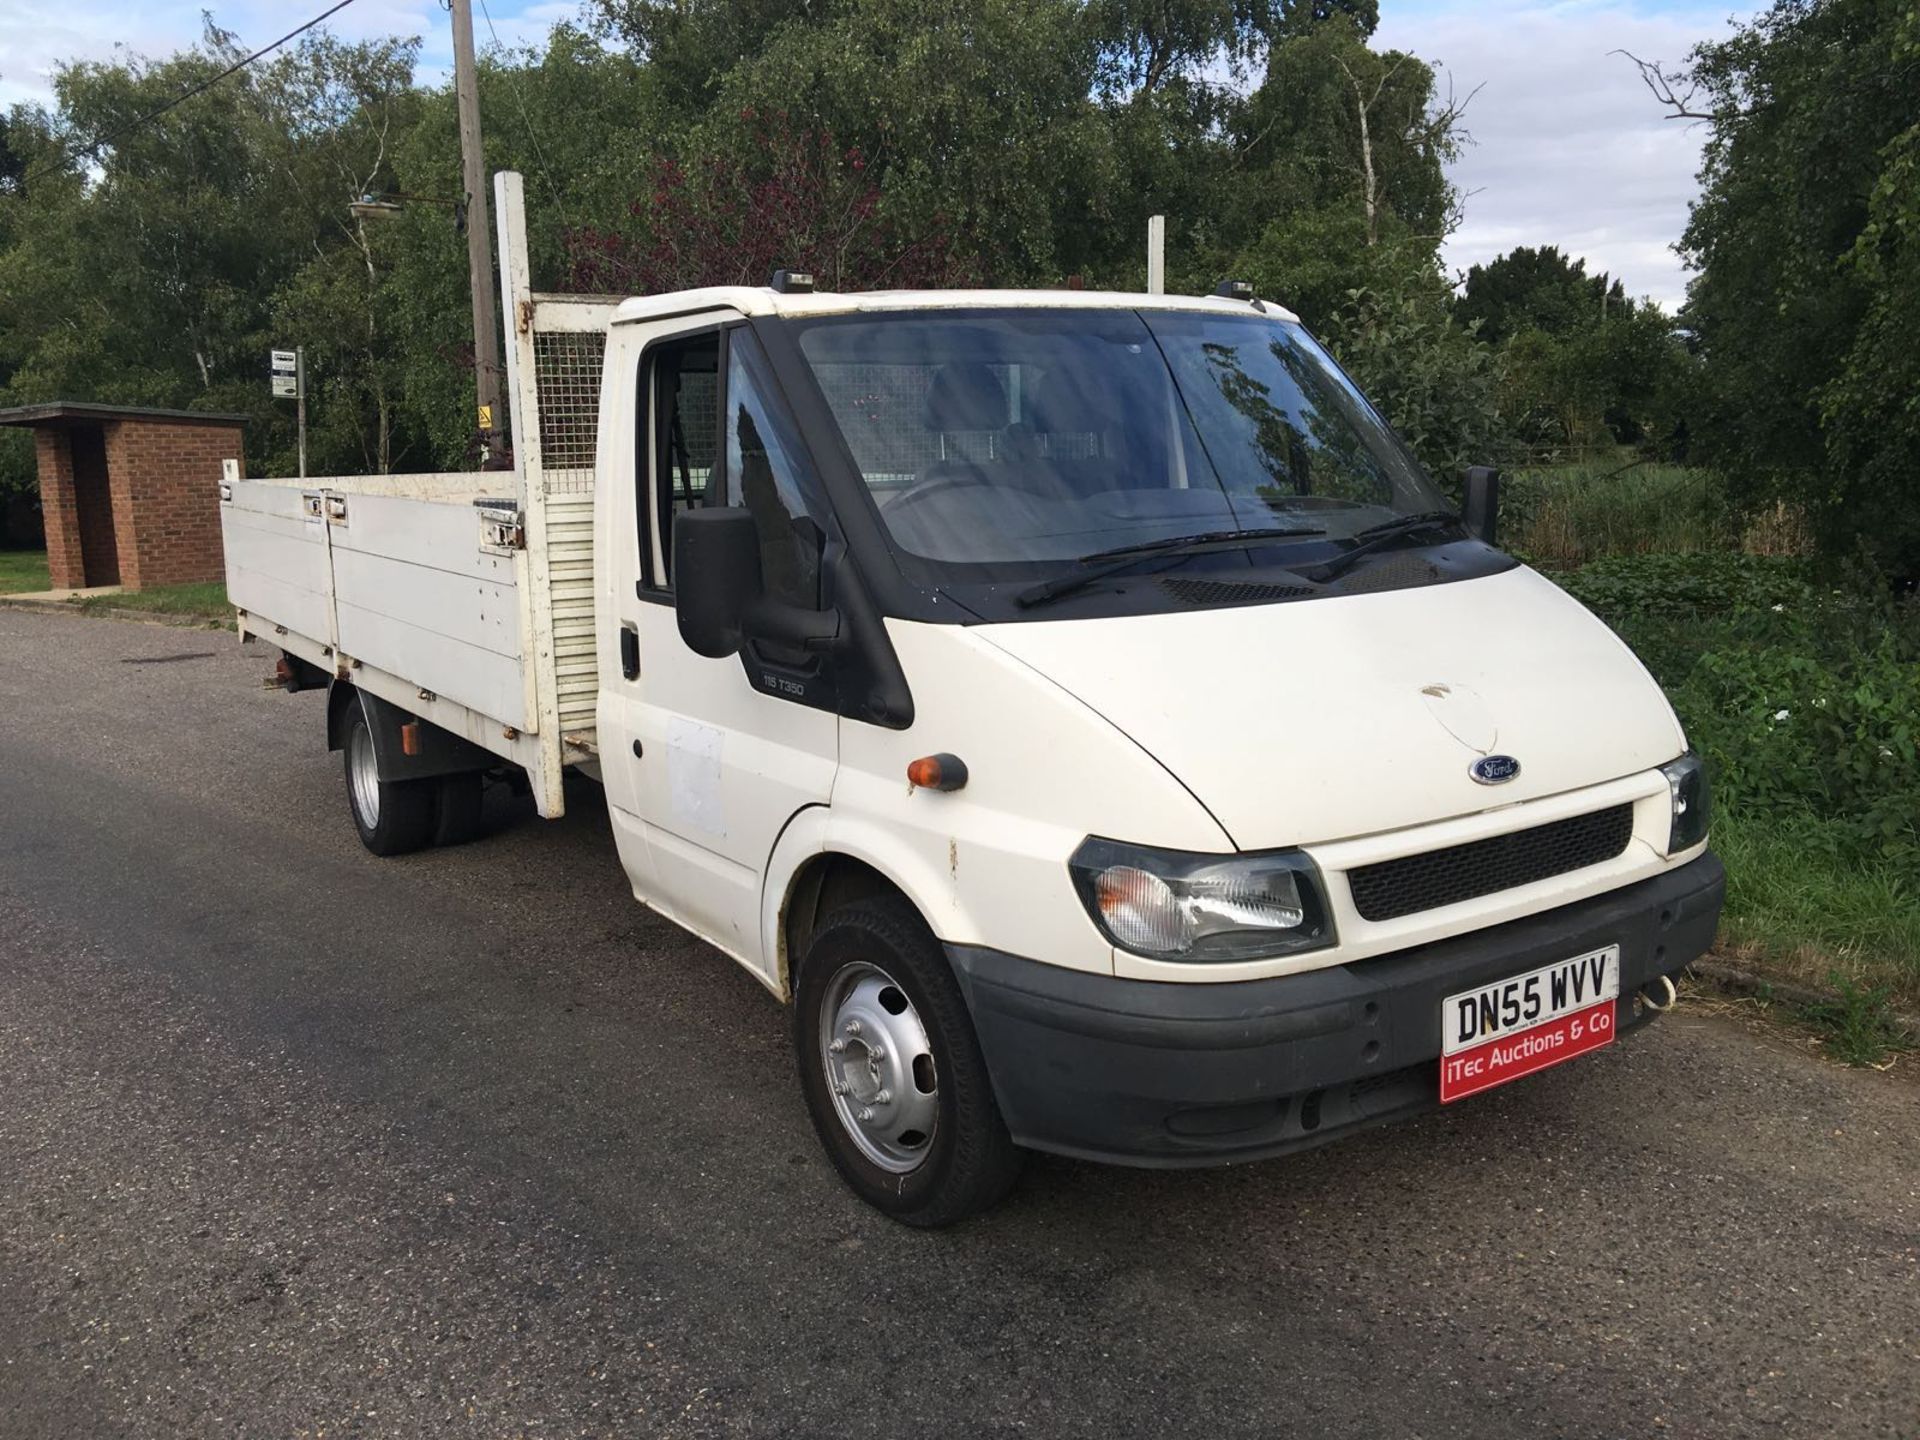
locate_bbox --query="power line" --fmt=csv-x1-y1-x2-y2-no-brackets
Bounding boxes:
23,0,360,186
477,0,573,232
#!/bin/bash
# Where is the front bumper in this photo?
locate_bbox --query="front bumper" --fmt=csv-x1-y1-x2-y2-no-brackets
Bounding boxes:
948,853,1725,1167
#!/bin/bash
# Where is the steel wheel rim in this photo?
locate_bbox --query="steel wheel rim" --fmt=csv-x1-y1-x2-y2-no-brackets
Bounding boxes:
348,723,381,828
819,961,939,1174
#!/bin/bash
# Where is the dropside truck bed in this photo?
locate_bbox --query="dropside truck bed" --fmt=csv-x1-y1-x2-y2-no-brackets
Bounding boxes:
220,470,597,816
222,190,616,819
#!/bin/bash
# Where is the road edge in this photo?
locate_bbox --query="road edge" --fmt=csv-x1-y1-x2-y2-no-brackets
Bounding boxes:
0,595,230,629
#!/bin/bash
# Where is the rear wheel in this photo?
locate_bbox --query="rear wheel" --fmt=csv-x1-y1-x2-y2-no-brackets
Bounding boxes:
432,771,485,847
344,707,436,857
794,897,1023,1227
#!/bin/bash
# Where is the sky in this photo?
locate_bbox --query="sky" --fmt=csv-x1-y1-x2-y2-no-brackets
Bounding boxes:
0,0,1756,309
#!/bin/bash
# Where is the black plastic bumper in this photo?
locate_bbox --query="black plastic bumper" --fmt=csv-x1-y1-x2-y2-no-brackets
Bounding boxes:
947,854,1725,1168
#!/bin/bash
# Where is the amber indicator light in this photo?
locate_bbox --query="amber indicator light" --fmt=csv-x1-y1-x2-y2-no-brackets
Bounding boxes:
907,753,968,792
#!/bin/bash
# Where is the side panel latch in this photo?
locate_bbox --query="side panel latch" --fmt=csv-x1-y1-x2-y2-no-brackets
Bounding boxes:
477,501,525,554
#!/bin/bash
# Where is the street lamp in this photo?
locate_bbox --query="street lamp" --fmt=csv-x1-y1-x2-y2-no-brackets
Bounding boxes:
348,193,468,232
346,173,503,469
348,194,403,222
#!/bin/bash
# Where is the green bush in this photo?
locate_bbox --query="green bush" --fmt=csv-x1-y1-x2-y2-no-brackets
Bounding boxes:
1557,551,1814,620
1323,281,1509,482
1560,553,1920,866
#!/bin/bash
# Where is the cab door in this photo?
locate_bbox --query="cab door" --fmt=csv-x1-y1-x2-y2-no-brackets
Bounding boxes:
600,317,839,980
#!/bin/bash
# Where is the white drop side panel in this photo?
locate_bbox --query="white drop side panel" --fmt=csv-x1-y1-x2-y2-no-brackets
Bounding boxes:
222,482,335,648
327,491,529,730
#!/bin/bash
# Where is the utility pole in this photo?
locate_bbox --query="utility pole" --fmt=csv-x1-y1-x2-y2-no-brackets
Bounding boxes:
450,0,506,467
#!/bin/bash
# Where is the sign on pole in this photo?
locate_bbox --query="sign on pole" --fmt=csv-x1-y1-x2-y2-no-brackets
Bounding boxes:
269,345,308,479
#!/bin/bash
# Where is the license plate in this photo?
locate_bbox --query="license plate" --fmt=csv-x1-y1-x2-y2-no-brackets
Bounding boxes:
1440,945,1620,1103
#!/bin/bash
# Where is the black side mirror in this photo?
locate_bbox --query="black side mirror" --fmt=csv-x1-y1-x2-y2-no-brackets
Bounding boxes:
673,506,843,660
674,507,762,658
1463,465,1501,545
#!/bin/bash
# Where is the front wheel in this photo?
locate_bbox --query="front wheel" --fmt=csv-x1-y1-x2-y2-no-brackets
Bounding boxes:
794,898,1023,1226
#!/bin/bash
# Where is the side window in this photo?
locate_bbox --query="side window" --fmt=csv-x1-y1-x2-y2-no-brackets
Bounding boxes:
726,330,826,615
642,333,719,589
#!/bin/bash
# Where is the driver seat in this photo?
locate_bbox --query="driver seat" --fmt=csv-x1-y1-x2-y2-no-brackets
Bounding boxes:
917,363,1068,499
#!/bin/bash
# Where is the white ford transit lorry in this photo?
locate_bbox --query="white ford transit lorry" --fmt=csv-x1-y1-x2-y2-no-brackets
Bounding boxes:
223,250,1723,1225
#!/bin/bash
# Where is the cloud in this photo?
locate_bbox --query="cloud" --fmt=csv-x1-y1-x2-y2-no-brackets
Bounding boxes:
1376,0,1759,310
0,0,561,109
0,1,194,107
470,0,585,54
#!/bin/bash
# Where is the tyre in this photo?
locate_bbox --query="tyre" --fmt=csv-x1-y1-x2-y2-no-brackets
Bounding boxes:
343,706,437,857
794,897,1024,1226
432,771,485,847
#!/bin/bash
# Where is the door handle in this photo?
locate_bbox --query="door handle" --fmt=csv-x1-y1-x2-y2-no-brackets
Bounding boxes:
619,623,640,681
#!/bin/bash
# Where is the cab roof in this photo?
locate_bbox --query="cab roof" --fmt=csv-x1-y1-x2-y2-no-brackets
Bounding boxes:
609,286,1301,328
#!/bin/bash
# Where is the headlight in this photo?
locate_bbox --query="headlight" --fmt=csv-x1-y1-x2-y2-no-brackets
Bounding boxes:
1069,838,1336,962
1660,753,1711,853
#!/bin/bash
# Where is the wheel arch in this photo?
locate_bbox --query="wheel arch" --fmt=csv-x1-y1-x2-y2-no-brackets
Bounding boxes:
325,678,360,753
326,680,497,782
764,812,959,1005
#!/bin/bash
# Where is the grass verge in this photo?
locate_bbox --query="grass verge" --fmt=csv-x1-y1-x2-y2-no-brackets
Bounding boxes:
1554,547,1919,1061
1797,978,1915,1068
0,548,51,594
76,581,230,620
1710,811,1920,1015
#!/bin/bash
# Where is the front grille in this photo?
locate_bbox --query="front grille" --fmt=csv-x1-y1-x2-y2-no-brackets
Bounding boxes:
1347,803,1636,922
1160,577,1314,606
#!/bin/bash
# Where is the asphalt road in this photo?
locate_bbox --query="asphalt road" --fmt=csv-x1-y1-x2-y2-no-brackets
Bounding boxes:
1,608,1916,1440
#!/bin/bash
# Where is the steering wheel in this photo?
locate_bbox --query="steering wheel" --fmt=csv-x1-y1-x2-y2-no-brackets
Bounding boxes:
1261,494,1376,513
885,461,1000,517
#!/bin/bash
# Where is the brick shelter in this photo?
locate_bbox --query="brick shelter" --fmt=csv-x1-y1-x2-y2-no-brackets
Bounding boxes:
0,403,245,591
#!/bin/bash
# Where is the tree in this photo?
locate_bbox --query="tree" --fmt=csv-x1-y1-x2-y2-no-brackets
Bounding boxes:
1088,0,1280,94
1647,0,1920,579
566,114,976,292
257,35,425,475
0,25,435,476
1160,13,1464,343
0,0,1496,493
1499,301,1695,459
1274,0,1378,37
1322,260,1507,480
1228,20,1463,252
1457,246,1690,462
0,115,26,198
587,0,819,115
590,0,1114,285
1817,3,1920,581
1456,245,1624,345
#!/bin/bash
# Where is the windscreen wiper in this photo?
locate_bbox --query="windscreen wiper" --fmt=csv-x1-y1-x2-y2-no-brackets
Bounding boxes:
1305,510,1461,583
1014,526,1326,609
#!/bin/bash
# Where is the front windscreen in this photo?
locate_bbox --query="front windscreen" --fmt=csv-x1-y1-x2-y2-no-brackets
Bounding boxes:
791,307,1449,578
